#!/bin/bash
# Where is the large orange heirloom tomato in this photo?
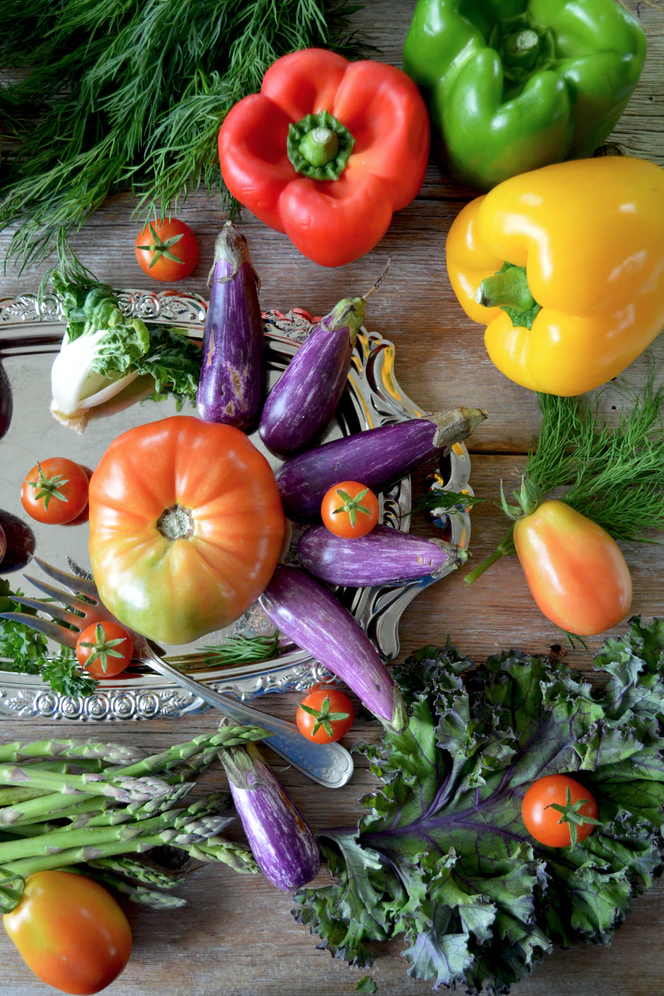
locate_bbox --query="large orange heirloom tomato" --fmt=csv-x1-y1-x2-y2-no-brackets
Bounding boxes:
3,871,132,995
513,501,632,636
89,416,285,645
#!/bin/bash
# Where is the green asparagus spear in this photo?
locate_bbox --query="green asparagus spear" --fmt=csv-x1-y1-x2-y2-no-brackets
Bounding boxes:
67,865,187,911
89,856,183,890
0,740,146,765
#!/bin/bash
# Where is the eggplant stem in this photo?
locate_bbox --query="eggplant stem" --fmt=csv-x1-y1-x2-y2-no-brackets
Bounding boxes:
362,257,392,301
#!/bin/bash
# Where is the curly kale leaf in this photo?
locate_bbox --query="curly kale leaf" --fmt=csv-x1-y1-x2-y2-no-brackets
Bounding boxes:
293,624,664,994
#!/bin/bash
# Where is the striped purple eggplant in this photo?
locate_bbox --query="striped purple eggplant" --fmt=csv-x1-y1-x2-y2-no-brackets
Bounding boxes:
258,297,366,457
298,524,467,587
258,566,407,733
275,406,486,522
196,222,263,429
219,741,320,891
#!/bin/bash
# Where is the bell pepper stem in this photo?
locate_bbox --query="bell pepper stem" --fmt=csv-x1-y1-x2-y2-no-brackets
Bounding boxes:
464,526,515,585
477,263,537,313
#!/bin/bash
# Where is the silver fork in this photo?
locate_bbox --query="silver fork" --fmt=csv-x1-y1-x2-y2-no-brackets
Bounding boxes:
0,558,354,790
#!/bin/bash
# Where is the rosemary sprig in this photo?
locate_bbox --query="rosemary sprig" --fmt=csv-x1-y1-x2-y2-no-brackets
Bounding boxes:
165,632,281,672
0,0,368,276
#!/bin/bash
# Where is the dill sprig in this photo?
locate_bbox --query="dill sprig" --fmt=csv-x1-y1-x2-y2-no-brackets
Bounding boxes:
465,367,664,585
0,0,368,276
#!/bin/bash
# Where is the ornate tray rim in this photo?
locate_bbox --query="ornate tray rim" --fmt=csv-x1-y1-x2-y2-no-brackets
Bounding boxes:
0,289,473,721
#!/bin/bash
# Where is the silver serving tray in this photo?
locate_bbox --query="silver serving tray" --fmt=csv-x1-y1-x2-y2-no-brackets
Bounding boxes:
0,290,472,721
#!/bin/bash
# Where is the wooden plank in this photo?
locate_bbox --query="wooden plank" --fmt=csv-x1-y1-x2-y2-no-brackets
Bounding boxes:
0,1,663,993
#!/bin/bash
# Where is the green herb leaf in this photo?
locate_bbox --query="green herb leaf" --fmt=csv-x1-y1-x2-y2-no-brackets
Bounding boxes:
0,581,98,698
356,977,377,993
0,0,370,277
293,623,664,991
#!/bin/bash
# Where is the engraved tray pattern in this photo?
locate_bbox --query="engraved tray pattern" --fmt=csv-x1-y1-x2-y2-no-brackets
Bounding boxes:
0,290,472,721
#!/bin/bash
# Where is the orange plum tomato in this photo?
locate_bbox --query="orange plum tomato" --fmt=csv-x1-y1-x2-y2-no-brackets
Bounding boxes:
320,481,379,538
3,871,132,995
296,688,354,743
20,458,89,525
513,500,632,636
521,774,599,848
76,621,134,679
134,218,199,281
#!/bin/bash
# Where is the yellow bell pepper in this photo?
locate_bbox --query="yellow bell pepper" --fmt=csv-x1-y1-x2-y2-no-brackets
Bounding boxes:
446,157,664,396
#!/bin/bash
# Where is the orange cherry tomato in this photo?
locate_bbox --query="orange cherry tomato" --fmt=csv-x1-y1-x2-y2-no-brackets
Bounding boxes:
76,621,134,679
513,500,632,636
134,218,199,282
296,688,354,743
521,774,599,848
20,458,89,525
3,871,132,995
320,481,379,538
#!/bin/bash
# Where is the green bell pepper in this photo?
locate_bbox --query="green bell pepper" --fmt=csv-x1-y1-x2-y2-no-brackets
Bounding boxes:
403,0,646,191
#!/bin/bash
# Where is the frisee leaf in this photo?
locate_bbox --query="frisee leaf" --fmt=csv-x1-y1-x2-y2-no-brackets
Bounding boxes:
293,622,664,993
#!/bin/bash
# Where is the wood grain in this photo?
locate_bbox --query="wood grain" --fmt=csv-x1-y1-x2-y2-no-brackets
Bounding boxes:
0,1,663,994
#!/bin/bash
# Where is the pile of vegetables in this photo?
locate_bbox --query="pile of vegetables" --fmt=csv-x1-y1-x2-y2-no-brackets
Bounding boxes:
0,0,366,276
294,617,664,992
0,722,324,992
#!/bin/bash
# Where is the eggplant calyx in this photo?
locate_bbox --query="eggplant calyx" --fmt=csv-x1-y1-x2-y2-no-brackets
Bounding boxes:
209,221,260,290
430,407,488,449
326,297,366,343
381,686,409,735
431,541,468,577
287,110,354,181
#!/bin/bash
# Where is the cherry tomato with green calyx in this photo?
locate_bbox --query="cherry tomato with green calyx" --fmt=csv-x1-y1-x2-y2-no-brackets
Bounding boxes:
297,688,354,743
521,774,601,848
76,621,134,678
21,458,89,525
3,870,132,995
135,218,199,281
321,481,379,538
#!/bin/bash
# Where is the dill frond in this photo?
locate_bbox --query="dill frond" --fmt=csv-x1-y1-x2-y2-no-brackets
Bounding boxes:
0,0,369,276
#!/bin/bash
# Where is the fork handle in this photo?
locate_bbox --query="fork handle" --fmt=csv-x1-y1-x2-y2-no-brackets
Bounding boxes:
140,643,354,790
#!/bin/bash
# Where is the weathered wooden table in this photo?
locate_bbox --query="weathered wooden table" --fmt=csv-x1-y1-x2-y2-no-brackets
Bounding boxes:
0,3,663,993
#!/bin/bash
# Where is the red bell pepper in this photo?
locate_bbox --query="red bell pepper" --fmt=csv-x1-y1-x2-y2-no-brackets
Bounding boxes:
218,49,430,267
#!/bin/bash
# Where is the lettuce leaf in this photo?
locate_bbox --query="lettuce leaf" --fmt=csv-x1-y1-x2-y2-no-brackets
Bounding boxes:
293,620,664,993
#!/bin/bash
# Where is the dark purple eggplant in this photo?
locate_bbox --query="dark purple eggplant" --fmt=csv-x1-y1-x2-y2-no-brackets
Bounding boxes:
258,297,366,457
196,222,263,429
0,363,13,441
219,740,320,891
275,406,486,522
259,566,407,733
298,524,466,587
0,525,5,566
0,511,35,574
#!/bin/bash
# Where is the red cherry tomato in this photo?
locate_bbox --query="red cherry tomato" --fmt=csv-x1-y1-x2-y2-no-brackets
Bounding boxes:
296,688,354,743
63,466,94,527
521,774,599,848
21,459,89,525
320,481,379,538
134,218,199,281
76,621,134,679
3,870,132,995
